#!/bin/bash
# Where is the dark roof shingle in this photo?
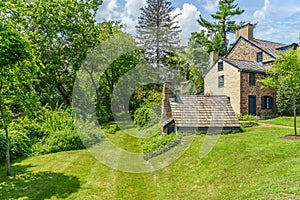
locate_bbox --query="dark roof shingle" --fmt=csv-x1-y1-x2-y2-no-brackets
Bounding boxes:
222,58,270,73
249,38,286,58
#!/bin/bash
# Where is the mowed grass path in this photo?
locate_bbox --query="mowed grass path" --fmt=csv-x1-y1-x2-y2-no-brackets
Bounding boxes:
260,116,300,127
1,126,300,199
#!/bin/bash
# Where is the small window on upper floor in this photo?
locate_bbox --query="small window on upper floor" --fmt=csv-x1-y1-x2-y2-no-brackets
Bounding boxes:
218,61,223,71
249,73,256,86
218,75,224,88
256,52,263,62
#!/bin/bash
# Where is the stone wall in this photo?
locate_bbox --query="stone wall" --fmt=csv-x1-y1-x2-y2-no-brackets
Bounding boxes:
240,72,276,115
227,38,273,62
161,82,175,124
204,61,241,114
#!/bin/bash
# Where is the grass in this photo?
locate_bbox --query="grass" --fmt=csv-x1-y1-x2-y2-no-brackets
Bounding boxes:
1,126,300,199
260,116,300,127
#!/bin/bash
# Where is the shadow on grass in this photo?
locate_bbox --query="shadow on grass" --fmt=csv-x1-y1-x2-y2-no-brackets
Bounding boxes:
0,164,80,199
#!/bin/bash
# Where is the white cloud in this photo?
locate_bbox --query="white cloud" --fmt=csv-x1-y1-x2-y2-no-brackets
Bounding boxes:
253,0,269,20
121,0,146,34
201,0,219,12
173,3,202,45
125,0,146,17
96,0,119,21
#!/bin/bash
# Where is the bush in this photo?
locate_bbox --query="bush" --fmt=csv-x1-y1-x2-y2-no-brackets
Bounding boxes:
236,114,256,121
104,124,119,134
0,106,93,163
32,106,84,154
240,121,259,128
134,104,161,127
133,90,162,127
142,133,182,160
0,124,32,164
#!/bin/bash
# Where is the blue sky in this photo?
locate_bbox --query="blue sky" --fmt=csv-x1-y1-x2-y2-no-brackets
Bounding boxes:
96,0,300,46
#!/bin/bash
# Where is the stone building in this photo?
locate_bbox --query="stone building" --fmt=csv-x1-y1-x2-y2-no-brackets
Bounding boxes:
204,23,298,116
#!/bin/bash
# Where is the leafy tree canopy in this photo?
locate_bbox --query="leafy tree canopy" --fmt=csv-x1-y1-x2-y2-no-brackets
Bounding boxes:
262,48,300,135
1,0,123,107
0,20,39,176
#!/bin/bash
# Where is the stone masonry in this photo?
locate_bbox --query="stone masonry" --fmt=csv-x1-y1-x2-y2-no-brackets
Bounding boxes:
240,72,276,115
227,38,273,63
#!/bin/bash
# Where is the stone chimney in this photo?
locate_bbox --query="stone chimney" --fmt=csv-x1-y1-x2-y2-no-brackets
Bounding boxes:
161,82,175,124
235,23,254,41
210,51,219,66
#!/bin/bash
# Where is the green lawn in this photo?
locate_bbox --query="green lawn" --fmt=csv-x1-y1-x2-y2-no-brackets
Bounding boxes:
1,126,300,199
261,116,300,127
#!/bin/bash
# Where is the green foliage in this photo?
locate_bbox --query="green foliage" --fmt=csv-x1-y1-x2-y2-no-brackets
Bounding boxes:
240,121,259,128
0,19,39,176
0,134,6,164
97,52,140,123
142,133,182,160
192,0,245,56
262,48,300,134
104,124,120,134
1,0,123,107
236,114,256,121
276,88,300,115
0,107,87,164
32,107,84,154
0,124,32,164
133,90,162,127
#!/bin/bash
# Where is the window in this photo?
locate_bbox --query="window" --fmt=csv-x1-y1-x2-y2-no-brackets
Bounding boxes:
261,96,273,109
218,61,223,71
249,73,256,86
218,75,224,88
256,52,263,62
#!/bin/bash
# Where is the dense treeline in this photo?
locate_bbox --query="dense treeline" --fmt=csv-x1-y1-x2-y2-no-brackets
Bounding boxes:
0,0,209,173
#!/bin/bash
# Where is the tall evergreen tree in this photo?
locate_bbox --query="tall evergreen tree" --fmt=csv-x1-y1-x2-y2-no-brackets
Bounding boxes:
192,0,245,56
136,0,181,73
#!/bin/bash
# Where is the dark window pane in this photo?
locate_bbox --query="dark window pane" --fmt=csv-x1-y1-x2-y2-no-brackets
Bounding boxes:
249,73,256,86
257,52,263,62
261,96,266,109
218,62,223,71
218,75,224,88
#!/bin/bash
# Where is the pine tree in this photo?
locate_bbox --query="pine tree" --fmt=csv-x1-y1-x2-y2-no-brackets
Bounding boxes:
136,0,181,73
192,0,244,56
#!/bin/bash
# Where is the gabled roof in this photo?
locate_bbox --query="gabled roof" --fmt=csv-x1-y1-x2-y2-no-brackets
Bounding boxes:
169,96,240,130
250,38,286,58
227,36,287,59
222,58,270,73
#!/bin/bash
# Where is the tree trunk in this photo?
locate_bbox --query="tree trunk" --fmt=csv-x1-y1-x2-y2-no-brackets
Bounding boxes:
222,22,227,54
57,83,72,106
0,98,11,176
293,97,297,135
5,125,11,176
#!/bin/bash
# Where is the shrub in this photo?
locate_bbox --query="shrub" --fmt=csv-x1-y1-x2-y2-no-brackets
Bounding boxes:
104,124,120,134
32,106,84,154
236,114,256,121
240,121,259,128
133,90,162,127
142,133,182,160
0,123,32,164
134,104,161,127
